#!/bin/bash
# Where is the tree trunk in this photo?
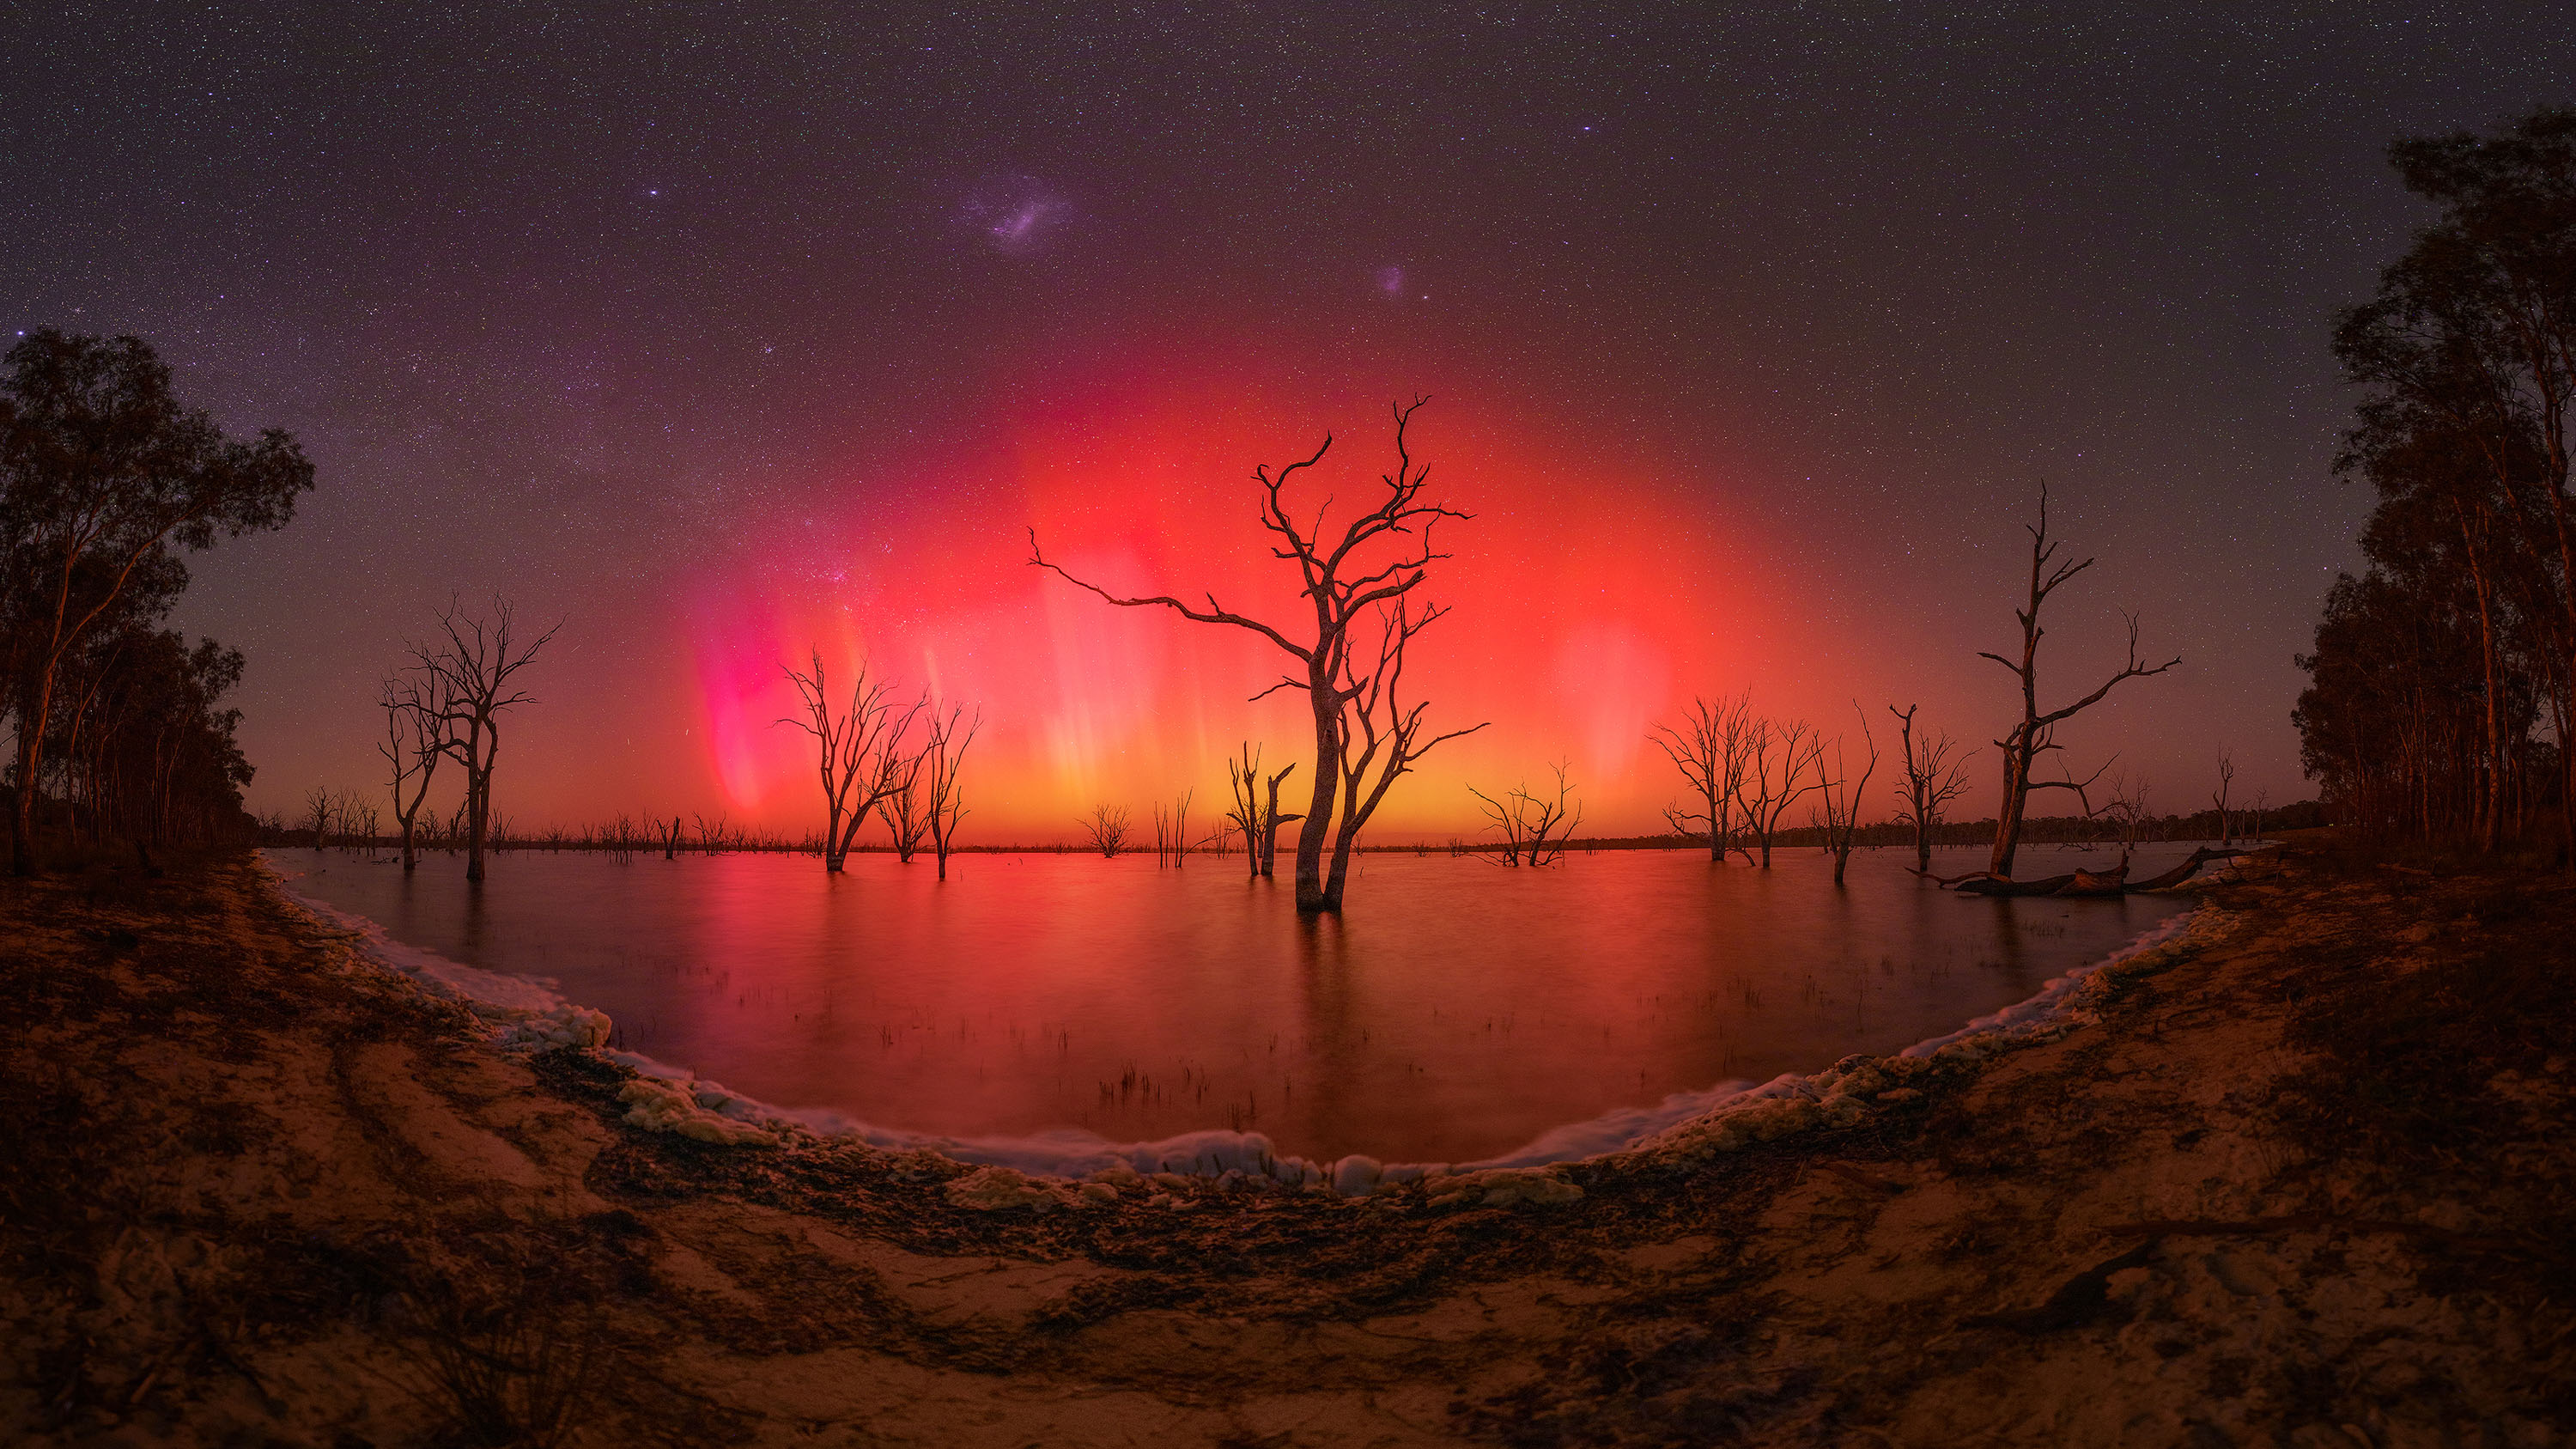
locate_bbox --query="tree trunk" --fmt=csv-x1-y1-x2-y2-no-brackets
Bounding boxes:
465,773,487,881
12,691,49,875
1293,679,1340,911
1990,739,2032,879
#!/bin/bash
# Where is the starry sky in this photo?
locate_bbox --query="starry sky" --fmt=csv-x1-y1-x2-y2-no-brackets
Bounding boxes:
9,4,2571,838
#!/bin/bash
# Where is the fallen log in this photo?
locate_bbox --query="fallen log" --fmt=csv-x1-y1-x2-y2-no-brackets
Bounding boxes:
2060,865,2130,897
2126,845,2243,892
1947,845,2243,898
1953,872,2080,897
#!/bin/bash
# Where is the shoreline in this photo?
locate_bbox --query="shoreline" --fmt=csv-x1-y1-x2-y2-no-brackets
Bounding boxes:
261,849,2211,1194
5,837,2564,1446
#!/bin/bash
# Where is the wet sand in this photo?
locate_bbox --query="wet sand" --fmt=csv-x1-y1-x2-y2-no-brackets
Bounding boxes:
2,840,2566,1446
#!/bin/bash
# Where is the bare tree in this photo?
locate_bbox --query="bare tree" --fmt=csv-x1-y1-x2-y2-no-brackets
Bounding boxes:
777,649,926,873
1816,706,1881,886
1030,399,1484,912
1219,746,1307,882
923,705,981,880
302,784,332,850
1468,761,1583,867
1080,804,1132,858
2249,787,2269,847
1978,486,2178,877
417,598,559,884
1225,743,1267,878
1152,788,1194,867
659,815,683,861
2211,747,2236,847
879,767,932,863
1257,762,1302,880
378,671,446,872
1652,691,1754,861
2105,770,2154,849
1732,717,1827,867
1323,600,1485,892
1887,703,1976,874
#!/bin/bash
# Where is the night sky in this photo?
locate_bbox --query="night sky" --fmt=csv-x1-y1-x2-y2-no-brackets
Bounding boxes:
10,5,2572,837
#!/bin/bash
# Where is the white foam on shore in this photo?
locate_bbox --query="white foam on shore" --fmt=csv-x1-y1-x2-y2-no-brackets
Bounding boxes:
263,850,2206,1192
1897,908,2198,1058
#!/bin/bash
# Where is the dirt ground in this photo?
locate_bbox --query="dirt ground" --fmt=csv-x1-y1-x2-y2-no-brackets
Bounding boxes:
2,838,2569,1448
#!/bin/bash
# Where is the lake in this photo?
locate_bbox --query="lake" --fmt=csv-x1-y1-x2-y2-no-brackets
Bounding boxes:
265,843,2207,1165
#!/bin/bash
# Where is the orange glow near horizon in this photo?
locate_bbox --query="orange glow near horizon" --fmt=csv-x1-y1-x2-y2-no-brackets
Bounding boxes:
682,350,1837,843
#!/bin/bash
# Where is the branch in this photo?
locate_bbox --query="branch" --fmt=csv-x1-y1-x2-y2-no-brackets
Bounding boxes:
2032,613,2180,729
1028,527,1311,662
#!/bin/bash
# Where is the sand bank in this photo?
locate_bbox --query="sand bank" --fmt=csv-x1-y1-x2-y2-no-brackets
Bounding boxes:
2,842,2565,1447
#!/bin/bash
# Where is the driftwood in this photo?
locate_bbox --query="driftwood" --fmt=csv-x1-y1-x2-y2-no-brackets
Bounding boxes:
1941,846,2242,898
1952,872,2078,897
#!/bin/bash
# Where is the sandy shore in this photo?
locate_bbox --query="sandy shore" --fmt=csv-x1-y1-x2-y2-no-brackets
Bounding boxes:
2,841,2567,1447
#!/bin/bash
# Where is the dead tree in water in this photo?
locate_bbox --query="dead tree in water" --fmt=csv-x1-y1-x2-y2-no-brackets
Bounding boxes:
1733,717,1826,867
1225,744,1304,880
302,785,331,850
2211,747,2236,846
1259,764,1302,879
1152,789,1194,867
2105,770,2153,848
1327,600,1486,884
776,650,926,873
1080,804,1132,858
1225,745,1267,878
879,769,932,862
659,815,683,860
378,672,446,872
923,705,980,880
1030,399,1483,912
1978,485,2178,877
1468,761,1583,867
1888,703,1975,874
419,597,559,883
1817,705,1880,886
1652,691,1753,861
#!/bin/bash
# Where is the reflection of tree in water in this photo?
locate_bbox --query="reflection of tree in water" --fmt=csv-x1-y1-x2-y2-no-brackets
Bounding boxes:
460,874,489,964
1290,906,1359,1153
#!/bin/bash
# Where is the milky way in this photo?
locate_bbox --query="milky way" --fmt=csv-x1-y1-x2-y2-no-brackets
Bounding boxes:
5,5,2570,833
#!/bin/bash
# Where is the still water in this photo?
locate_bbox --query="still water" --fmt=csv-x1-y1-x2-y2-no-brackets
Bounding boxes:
268,843,2204,1164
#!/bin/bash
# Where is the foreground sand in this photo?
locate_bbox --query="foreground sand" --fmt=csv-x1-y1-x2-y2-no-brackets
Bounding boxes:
2,842,2568,1447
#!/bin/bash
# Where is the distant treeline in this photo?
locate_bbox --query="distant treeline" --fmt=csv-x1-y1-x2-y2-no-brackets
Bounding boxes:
257,798,2330,861
1368,800,2327,855
2299,108,2576,853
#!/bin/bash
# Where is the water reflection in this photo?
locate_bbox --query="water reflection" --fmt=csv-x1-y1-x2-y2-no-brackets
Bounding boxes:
270,843,2205,1162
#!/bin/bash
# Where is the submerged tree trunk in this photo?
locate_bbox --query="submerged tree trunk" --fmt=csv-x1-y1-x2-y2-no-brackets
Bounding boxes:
1294,670,1343,910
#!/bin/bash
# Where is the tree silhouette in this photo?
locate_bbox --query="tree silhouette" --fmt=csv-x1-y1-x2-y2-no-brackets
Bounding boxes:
1653,691,1753,862
1079,804,1132,858
922,704,980,880
1815,706,1880,886
1732,715,1826,868
1978,485,2176,878
1468,761,1583,868
379,669,447,872
1887,703,1975,874
417,598,557,883
777,650,924,874
2,330,310,873
1030,398,1485,911
2323,106,2576,851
